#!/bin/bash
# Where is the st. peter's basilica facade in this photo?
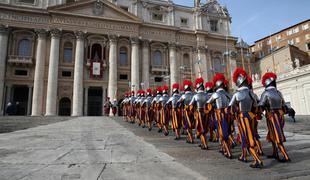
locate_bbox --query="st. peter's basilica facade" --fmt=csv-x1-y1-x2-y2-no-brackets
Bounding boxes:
0,0,237,116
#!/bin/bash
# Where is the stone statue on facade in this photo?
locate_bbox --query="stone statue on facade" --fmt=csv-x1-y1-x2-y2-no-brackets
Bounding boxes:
195,0,201,7
294,58,300,68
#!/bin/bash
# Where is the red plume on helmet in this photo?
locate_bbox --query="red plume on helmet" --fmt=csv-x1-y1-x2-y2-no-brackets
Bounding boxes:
247,76,253,85
146,89,152,94
156,86,162,93
172,83,179,89
233,68,248,84
131,91,135,95
162,85,169,92
141,90,145,95
195,77,204,88
183,79,192,89
262,72,277,86
205,82,214,89
212,73,226,85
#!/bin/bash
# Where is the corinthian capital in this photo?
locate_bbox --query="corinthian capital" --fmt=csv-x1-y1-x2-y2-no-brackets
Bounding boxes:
0,24,9,35
130,37,140,45
108,35,118,43
35,29,47,39
75,31,86,40
50,28,61,38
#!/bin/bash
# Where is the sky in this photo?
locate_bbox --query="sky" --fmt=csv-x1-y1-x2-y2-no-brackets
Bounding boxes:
174,0,310,45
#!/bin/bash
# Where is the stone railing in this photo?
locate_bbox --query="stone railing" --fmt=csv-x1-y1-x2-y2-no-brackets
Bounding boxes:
151,65,169,72
85,59,107,68
7,55,33,66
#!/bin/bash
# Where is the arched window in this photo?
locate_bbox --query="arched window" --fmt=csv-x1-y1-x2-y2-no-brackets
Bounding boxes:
63,42,73,63
91,43,102,60
153,50,163,66
183,53,190,66
213,57,222,73
18,39,32,57
119,47,128,66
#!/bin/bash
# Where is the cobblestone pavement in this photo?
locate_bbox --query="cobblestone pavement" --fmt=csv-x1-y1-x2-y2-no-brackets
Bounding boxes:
115,115,310,180
0,117,205,180
0,116,309,180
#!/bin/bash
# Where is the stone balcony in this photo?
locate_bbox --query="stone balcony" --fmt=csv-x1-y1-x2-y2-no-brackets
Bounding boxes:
85,59,107,68
151,65,169,73
7,55,34,66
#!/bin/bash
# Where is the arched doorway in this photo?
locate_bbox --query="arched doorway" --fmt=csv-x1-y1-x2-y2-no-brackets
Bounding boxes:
59,97,71,116
12,85,29,116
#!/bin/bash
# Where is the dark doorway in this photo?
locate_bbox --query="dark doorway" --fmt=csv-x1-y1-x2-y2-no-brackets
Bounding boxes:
88,87,103,116
59,97,71,116
12,86,29,116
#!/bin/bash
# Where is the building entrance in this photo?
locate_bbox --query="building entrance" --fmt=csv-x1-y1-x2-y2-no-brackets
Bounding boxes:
88,87,102,116
12,86,29,115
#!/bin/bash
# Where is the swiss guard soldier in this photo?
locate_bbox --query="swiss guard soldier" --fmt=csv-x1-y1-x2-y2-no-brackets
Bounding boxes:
207,73,232,158
205,82,217,142
139,90,146,127
129,91,136,123
177,80,194,143
258,72,291,162
121,93,128,119
142,89,154,131
166,83,181,140
229,68,263,168
151,87,163,132
104,97,112,116
134,90,142,124
189,77,209,150
159,85,170,136
112,99,118,116
247,76,264,156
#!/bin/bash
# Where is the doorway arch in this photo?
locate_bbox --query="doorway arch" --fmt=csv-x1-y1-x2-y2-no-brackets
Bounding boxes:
58,97,71,116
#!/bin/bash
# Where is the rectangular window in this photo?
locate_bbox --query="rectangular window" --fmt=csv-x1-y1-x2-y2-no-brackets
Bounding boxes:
307,43,310,50
18,0,35,4
180,18,188,26
120,6,129,12
296,37,300,43
276,35,282,41
287,29,293,36
15,69,28,76
119,74,128,80
293,27,299,34
62,71,72,77
306,34,310,40
154,77,163,82
302,23,309,30
288,39,294,45
63,48,73,63
210,20,218,32
267,39,272,45
152,13,163,21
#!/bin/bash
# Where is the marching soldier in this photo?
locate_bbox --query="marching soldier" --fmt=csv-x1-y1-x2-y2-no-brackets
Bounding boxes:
139,90,146,127
166,83,181,140
129,91,136,123
134,91,142,124
229,68,263,168
104,97,112,116
159,85,170,136
151,87,163,132
207,73,232,158
177,80,195,143
142,89,154,131
189,77,209,150
205,82,217,142
112,99,118,116
258,72,291,162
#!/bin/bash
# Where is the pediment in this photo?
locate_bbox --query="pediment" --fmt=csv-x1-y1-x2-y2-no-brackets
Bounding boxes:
48,0,141,23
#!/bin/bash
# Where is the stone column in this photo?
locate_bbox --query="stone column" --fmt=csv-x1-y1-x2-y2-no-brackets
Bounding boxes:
141,40,150,89
27,85,33,116
5,84,12,106
107,36,117,102
32,29,47,116
45,29,61,116
72,31,85,116
0,25,9,116
169,43,178,88
131,38,140,93
84,86,88,116
197,46,208,80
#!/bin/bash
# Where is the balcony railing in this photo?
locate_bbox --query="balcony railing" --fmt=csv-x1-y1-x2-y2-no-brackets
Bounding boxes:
85,59,107,68
151,65,169,72
7,55,33,66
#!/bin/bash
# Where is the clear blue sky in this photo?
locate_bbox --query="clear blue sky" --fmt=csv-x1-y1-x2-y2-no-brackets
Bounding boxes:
174,0,310,45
